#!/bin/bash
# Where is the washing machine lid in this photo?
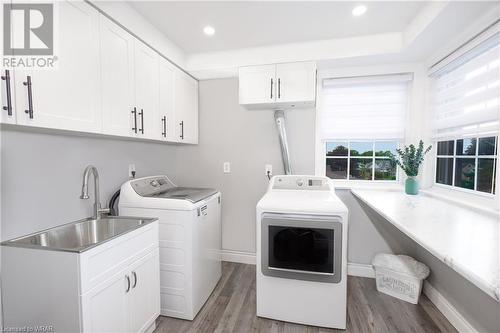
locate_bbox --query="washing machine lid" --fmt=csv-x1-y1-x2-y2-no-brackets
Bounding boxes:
144,187,218,203
129,176,217,203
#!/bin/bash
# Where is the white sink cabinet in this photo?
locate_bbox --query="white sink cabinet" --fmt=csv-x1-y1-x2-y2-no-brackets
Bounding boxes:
1,221,160,333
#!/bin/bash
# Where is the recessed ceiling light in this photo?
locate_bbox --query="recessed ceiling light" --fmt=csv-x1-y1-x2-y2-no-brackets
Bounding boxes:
203,26,215,36
352,5,367,17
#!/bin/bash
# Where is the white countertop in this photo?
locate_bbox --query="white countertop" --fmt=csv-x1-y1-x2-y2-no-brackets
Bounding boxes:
351,188,500,302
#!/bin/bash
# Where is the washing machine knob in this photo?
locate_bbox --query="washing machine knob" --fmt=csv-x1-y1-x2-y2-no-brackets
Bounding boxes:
296,179,304,187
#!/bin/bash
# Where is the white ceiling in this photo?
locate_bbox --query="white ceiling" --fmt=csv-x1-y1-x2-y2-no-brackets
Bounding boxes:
129,1,427,53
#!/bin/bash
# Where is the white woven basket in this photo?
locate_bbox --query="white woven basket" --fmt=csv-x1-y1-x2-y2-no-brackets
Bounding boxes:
372,254,430,304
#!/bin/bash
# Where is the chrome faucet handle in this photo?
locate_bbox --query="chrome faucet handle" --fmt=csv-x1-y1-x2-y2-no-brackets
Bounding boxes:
97,207,110,217
97,207,110,218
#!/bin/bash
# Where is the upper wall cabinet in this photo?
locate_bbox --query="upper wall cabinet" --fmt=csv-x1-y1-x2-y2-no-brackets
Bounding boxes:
134,41,160,140
174,70,199,144
239,61,317,109
100,14,135,137
1,69,16,125
1,0,198,145
14,1,101,133
1,5,16,126
159,58,177,142
238,65,276,105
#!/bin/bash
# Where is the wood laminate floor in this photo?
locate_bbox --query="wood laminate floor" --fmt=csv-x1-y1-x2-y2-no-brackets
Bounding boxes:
154,262,457,333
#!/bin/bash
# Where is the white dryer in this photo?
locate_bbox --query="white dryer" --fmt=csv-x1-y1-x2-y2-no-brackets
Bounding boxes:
119,176,221,320
256,175,348,329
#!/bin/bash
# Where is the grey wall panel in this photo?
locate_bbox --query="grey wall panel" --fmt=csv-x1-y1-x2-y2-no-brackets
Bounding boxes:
0,128,177,240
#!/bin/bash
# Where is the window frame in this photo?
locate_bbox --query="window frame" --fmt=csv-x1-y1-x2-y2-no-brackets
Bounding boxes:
434,135,498,197
324,140,400,182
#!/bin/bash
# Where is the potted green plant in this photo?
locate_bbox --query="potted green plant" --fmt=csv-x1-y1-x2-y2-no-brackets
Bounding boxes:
390,140,432,195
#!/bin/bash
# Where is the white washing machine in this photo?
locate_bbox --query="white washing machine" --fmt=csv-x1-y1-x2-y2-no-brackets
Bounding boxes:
256,175,348,329
119,176,221,320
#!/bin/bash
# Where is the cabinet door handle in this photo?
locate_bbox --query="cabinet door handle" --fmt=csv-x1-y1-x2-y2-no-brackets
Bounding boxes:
139,109,144,134
278,78,281,99
131,107,137,133
1,70,13,116
132,271,137,288
179,120,184,140
23,76,34,119
270,78,273,100
125,275,131,293
161,116,166,137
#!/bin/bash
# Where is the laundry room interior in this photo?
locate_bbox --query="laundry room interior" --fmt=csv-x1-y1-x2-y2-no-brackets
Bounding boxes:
0,1,499,332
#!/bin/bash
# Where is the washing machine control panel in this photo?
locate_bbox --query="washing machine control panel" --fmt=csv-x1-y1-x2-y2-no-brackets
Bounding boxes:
130,176,174,196
272,176,331,191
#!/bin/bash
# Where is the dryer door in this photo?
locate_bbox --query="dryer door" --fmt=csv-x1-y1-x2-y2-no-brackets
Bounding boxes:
261,213,342,283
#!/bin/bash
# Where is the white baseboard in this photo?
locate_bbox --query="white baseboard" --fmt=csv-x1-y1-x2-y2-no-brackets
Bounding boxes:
347,263,375,278
422,282,477,333
221,250,256,265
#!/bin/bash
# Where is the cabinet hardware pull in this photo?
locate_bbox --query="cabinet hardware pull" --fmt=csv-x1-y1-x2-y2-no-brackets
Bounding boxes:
23,76,34,119
1,70,13,116
132,271,137,288
270,78,273,99
161,116,166,137
139,109,144,134
278,78,281,99
131,107,137,133
125,275,131,293
180,121,184,140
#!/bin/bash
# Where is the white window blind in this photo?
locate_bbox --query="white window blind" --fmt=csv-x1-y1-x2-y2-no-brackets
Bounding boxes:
431,33,500,139
319,74,411,140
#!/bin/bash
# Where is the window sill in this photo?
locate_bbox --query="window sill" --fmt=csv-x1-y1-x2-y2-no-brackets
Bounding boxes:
422,186,498,216
351,188,500,302
332,180,402,191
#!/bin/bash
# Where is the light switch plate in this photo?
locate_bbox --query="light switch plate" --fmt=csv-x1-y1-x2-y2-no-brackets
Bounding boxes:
223,162,231,173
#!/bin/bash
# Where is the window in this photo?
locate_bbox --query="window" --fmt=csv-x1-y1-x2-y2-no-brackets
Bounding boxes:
436,136,497,194
431,32,499,195
326,141,398,181
319,74,411,181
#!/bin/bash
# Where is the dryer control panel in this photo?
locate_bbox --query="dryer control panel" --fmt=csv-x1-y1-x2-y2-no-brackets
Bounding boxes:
271,175,332,191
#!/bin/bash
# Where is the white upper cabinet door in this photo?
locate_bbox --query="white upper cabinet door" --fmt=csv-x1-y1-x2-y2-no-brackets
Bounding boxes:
159,58,177,142
239,65,276,105
100,15,135,137
128,251,160,333
1,2,16,125
275,62,316,104
174,69,198,144
134,41,160,140
81,272,129,333
1,69,16,124
15,1,101,132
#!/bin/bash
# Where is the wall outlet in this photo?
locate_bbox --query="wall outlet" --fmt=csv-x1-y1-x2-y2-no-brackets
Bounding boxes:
128,164,136,179
265,164,272,176
223,162,231,173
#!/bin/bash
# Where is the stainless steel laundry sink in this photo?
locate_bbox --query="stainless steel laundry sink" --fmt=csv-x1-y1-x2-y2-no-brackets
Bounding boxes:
1,216,157,253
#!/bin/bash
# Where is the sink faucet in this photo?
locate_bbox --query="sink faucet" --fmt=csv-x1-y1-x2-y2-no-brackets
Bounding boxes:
80,165,110,219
